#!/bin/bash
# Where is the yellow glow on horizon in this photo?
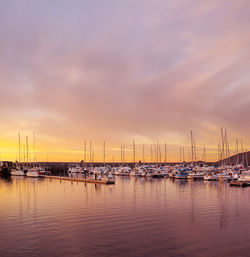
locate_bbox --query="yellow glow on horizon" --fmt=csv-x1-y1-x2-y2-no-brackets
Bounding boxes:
0,139,244,163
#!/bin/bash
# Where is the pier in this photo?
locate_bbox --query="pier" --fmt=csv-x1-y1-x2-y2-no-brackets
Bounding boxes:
42,175,115,185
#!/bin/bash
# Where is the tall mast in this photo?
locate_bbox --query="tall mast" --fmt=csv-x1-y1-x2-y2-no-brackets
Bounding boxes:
123,145,125,164
191,131,194,164
26,136,29,165
84,140,86,164
120,145,123,165
164,143,167,164
218,143,220,163
142,144,144,164
18,132,21,163
33,132,35,164
89,141,92,165
241,140,244,164
180,145,182,163
133,140,136,167
241,140,244,152
236,138,239,164
194,139,197,162
224,129,228,164
150,145,153,164
221,128,224,165
157,143,160,164
23,144,26,163
103,141,106,165
246,148,248,167
157,141,159,165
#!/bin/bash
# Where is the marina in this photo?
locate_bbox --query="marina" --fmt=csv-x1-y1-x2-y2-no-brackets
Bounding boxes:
1,1,250,256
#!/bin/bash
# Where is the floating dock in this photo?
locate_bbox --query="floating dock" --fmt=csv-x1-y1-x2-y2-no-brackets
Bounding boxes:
42,175,115,185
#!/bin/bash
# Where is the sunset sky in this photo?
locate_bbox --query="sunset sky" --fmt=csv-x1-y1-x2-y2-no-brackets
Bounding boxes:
0,0,250,162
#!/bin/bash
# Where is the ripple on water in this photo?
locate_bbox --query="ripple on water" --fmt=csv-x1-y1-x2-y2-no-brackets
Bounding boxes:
0,177,250,257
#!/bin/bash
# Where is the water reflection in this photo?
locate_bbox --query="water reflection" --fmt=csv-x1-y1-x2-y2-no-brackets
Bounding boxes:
0,177,250,257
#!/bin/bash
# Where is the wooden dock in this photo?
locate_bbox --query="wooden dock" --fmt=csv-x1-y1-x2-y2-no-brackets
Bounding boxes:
42,175,115,185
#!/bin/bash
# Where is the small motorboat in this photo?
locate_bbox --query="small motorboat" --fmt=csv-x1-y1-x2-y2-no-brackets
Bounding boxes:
174,170,188,179
187,172,204,180
26,169,39,178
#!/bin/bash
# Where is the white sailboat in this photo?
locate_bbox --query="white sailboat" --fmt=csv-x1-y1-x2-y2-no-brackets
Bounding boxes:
11,169,25,176
11,132,25,176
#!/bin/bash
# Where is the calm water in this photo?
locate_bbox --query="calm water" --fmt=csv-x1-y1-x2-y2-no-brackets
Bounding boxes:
0,176,250,257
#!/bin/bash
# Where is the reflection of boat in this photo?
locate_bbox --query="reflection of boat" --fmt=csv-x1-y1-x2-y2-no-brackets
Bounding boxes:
152,172,164,178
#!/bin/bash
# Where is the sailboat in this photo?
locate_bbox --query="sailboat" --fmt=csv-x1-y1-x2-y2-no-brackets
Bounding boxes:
11,132,25,176
11,169,25,176
26,134,39,178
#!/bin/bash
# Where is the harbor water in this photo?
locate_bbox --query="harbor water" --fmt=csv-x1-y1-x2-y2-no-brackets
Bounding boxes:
0,176,250,257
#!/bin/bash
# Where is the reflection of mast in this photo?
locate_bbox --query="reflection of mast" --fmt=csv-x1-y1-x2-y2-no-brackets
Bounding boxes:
190,180,195,223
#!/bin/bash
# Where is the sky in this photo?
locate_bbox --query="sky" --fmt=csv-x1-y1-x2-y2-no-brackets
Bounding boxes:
0,0,250,162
